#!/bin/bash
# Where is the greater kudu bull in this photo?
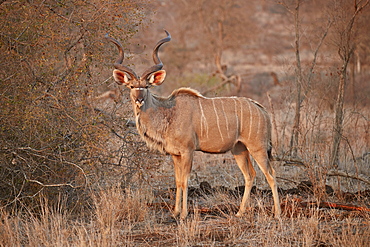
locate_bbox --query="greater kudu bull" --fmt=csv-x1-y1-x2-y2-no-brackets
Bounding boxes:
106,31,281,219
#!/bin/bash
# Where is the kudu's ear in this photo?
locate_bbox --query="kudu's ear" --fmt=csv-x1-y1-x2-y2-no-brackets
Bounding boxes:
113,69,129,85
148,70,166,86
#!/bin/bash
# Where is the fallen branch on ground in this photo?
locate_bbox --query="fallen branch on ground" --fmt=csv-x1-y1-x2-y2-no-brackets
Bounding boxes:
148,198,370,216
294,197,370,212
327,170,370,185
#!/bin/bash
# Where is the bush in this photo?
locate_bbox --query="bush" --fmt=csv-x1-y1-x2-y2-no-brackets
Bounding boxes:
0,0,155,210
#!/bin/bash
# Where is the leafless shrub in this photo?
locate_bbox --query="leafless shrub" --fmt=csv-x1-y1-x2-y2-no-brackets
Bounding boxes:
0,0,157,211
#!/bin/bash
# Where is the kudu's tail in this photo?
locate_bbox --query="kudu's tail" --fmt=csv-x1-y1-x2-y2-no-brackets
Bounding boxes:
267,140,273,160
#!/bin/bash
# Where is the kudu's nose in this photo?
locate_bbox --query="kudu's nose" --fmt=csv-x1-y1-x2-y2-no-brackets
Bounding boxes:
135,97,144,105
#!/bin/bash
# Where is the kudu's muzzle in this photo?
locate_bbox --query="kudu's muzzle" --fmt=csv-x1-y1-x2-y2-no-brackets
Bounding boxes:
132,88,146,107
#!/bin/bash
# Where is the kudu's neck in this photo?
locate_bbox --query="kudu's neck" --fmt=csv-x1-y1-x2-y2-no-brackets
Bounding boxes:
131,89,171,116
131,88,176,154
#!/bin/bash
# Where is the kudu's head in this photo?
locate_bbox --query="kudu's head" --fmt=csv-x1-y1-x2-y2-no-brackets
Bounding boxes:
106,31,171,107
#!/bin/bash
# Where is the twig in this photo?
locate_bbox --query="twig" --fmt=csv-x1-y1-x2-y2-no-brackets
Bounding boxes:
318,201,370,212
16,147,88,188
327,170,370,185
24,173,81,189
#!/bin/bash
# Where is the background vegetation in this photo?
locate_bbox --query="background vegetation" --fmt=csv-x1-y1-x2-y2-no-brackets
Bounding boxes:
0,0,369,246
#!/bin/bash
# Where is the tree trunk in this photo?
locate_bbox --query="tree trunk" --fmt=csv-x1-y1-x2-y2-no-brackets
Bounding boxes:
290,0,302,157
329,0,370,168
330,63,348,168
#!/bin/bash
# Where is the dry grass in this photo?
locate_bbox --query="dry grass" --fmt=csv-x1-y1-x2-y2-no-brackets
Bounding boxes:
0,186,368,247
1,105,368,247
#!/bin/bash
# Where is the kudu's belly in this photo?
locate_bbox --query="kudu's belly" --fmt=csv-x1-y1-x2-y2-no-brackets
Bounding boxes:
196,133,238,154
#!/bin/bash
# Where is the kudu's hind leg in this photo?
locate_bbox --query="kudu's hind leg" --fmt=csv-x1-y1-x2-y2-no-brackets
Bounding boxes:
250,149,281,217
232,142,256,217
171,152,193,219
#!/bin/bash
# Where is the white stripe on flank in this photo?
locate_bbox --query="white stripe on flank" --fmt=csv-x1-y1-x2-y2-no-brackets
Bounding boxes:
233,98,239,139
198,99,208,138
212,99,224,142
221,100,230,138
238,99,243,132
261,109,267,144
255,104,260,139
248,100,253,140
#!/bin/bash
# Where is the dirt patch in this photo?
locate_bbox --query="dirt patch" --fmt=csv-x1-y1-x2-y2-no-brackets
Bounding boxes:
150,179,370,219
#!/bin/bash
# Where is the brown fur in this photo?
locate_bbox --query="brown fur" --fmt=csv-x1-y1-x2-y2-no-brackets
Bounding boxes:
128,86,281,219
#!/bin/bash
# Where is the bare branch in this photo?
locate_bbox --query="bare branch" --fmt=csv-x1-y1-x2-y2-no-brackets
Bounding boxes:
303,19,332,99
16,147,88,188
327,170,370,185
201,75,240,95
25,175,80,189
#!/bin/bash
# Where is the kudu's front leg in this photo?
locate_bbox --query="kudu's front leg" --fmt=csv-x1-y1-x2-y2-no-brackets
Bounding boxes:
172,152,193,219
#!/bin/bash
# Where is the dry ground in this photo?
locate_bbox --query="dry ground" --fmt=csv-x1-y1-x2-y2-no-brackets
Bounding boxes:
1,170,369,247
